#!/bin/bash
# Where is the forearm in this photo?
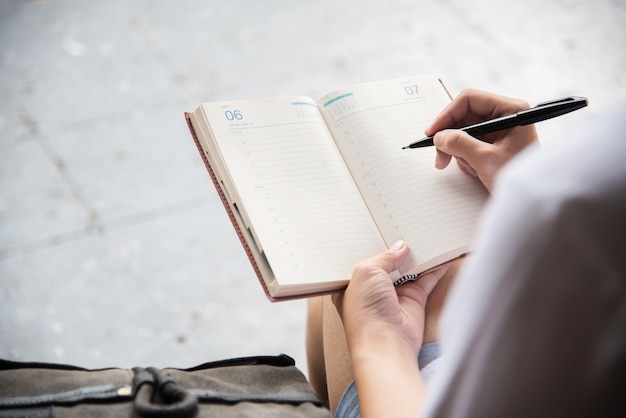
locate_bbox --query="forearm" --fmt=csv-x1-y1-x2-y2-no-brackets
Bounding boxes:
349,329,427,418
335,241,442,417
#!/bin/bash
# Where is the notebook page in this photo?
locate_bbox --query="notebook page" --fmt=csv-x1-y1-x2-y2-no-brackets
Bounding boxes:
319,76,489,274
200,97,386,288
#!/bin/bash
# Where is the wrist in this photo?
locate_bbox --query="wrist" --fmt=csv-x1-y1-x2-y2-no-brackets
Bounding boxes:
348,329,426,418
348,323,420,366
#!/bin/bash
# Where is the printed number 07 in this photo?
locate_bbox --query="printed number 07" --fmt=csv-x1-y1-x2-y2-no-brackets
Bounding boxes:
404,85,419,95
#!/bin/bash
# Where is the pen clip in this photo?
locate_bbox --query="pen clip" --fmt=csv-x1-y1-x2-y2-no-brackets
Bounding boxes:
518,96,588,125
534,96,588,108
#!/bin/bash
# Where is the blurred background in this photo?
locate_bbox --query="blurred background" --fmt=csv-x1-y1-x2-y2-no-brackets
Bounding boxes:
1,0,625,374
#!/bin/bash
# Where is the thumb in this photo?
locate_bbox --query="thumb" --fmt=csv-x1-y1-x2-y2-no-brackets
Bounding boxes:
434,130,489,170
332,240,410,311
349,240,410,286
370,240,410,274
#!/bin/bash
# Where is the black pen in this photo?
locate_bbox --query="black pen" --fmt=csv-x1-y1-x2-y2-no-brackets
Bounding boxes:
402,96,588,149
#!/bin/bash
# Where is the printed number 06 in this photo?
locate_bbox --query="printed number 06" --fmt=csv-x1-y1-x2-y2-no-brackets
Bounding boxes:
225,110,243,121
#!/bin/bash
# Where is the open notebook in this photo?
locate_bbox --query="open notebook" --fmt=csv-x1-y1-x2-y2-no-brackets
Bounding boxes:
186,75,488,301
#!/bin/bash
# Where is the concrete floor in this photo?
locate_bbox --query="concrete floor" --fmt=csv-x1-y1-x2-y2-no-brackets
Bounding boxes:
1,0,625,375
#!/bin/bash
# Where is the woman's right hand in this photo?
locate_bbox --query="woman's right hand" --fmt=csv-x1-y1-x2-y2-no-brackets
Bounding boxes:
425,89,539,193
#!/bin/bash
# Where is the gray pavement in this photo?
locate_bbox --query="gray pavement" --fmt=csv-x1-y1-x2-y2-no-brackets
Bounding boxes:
1,0,625,375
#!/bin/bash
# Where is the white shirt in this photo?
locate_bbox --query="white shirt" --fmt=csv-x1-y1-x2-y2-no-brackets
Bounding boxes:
425,104,626,417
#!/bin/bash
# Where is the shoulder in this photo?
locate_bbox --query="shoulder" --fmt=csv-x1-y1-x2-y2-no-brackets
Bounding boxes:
498,103,626,205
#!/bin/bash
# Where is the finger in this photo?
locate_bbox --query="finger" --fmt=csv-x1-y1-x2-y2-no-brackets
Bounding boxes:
435,148,453,170
415,266,450,295
396,266,450,311
456,157,478,177
461,89,530,121
425,89,530,136
331,291,344,315
425,99,464,136
433,130,490,170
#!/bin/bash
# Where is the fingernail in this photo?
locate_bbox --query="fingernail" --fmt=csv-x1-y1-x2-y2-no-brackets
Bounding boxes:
391,240,406,252
433,131,445,147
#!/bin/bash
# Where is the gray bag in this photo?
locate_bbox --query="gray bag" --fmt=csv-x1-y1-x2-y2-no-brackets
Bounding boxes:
0,354,331,417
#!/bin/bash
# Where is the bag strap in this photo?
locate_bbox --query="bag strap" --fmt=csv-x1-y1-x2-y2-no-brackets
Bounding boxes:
133,367,198,418
0,359,89,372
0,384,131,408
183,353,295,371
0,355,295,373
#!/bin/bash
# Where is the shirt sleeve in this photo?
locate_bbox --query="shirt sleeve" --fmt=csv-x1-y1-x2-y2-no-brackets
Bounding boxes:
424,104,626,417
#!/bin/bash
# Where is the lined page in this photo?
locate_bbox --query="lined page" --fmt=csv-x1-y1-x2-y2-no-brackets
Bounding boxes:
319,76,489,274
200,97,386,289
